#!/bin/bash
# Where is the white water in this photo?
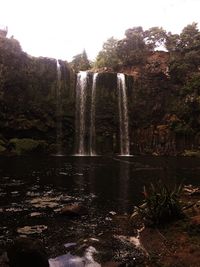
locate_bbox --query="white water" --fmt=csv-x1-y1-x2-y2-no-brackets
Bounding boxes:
75,71,88,155
89,73,98,156
117,73,130,156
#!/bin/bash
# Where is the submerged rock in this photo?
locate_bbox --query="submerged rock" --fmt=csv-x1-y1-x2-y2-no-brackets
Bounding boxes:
60,204,88,217
30,196,61,209
17,225,47,235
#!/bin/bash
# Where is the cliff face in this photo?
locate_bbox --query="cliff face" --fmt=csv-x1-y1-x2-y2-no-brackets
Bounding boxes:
0,36,75,155
118,51,170,78
0,36,199,155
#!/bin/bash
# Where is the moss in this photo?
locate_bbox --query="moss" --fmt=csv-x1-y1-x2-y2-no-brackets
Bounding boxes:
9,138,48,155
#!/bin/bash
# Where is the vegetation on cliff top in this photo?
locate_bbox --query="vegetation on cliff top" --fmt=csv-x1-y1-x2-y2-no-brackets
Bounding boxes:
94,22,200,70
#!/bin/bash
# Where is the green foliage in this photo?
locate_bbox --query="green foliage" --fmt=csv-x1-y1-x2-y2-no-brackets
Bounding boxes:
9,138,48,155
70,49,91,72
117,26,147,66
165,32,180,52
179,22,200,50
144,26,167,50
170,121,194,135
169,60,192,83
135,181,184,226
168,73,200,132
165,23,200,52
95,37,120,68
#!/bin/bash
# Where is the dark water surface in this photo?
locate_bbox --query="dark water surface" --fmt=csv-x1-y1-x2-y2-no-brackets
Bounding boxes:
0,155,200,261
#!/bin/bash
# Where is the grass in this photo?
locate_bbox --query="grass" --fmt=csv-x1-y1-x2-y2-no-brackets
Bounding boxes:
133,181,184,226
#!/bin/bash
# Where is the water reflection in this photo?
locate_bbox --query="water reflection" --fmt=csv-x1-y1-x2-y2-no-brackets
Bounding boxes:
0,155,200,259
118,160,130,213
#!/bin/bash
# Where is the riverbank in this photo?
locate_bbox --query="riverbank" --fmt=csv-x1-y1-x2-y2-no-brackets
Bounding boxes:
138,185,200,267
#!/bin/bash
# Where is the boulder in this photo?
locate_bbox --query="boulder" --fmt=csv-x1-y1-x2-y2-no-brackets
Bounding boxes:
7,237,49,267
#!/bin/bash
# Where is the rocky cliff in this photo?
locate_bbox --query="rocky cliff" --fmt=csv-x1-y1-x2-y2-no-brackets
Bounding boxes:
0,35,199,155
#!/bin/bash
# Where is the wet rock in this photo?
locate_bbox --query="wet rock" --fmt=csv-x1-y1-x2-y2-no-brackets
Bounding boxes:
7,237,49,267
30,196,60,208
112,234,147,266
102,262,121,267
109,211,117,216
30,212,42,217
17,225,47,235
11,191,20,196
60,204,88,217
5,208,23,213
190,215,200,227
26,191,41,197
64,242,77,249
184,185,200,196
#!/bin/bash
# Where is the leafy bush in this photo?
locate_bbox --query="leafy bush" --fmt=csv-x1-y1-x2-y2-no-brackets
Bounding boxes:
9,138,48,155
134,181,184,226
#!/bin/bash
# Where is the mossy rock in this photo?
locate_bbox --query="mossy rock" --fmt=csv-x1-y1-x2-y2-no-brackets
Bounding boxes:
0,144,6,153
9,138,48,155
0,139,6,154
183,150,200,157
0,139,6,146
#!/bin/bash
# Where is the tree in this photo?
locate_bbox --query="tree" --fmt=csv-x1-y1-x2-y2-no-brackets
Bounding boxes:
95,37,119,68
165,32,180,52
70,49,91,72
144,27,167,50
179,22,200,50
166,23,200,52
116,27,147,65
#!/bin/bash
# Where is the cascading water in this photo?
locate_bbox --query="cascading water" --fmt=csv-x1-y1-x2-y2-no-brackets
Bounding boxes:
75,71,88,155
89,73,98,156
117,73,130,156
56,60,63,156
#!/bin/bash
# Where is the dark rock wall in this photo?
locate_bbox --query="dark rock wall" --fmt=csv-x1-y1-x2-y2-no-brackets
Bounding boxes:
0,36,199,155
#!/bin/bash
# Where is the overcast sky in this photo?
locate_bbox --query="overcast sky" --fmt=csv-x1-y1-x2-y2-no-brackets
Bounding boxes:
0,0,200,61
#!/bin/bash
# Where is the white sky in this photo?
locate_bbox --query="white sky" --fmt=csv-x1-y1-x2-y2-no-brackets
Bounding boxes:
0,0,200,61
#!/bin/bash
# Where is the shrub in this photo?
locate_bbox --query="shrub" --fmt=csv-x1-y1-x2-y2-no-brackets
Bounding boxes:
134,181,184,226
9,138,47,155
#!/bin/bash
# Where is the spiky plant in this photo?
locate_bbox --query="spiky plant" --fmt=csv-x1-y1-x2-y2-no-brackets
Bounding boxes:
135,181,184,226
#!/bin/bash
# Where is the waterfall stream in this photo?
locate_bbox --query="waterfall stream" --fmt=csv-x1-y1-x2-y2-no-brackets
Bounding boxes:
75,72,130,156
117,73,130,156
75,71,88,155
89,73,98,156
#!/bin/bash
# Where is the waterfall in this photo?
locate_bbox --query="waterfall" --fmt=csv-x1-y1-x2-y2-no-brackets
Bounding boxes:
117,73,130,156
75,71,88,155
89,73,98,156
56,60,63,155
